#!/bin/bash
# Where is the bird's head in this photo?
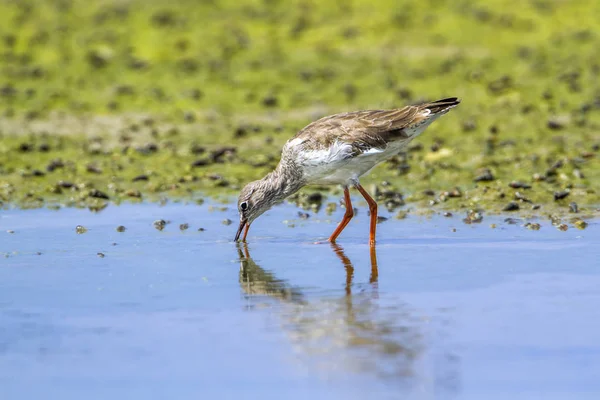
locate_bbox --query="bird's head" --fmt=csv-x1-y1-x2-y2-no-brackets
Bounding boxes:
234,179,279,241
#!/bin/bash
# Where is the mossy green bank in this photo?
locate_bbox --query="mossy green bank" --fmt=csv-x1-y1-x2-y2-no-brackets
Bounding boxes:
1,0,599,221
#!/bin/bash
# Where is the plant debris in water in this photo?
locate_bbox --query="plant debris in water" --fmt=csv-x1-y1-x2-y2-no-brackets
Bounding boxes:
0,0,598,220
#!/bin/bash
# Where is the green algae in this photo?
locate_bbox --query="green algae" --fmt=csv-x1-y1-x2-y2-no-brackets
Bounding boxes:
0,0,599,218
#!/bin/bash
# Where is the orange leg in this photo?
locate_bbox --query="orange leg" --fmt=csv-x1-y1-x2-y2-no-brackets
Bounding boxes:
355,184,378,247
242,223,250,242
328,187,354,243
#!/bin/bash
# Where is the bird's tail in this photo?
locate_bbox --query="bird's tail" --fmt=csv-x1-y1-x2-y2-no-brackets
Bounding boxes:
421,97,461,114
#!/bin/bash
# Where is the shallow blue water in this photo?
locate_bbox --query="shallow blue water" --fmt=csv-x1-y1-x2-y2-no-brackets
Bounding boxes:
1,202,599,399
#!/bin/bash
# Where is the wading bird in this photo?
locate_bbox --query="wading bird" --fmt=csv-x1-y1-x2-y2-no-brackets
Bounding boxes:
234,97,460,246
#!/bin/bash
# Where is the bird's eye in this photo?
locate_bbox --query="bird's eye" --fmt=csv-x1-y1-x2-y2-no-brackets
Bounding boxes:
240,201,248,211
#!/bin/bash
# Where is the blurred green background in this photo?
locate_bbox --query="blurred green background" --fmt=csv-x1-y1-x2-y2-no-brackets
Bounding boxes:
0,0,599,216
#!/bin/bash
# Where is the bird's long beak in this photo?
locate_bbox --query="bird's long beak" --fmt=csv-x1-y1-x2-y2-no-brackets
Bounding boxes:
234,219,249,242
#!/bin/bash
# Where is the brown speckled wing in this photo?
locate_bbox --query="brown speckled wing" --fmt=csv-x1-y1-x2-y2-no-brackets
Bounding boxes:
291,97,460,155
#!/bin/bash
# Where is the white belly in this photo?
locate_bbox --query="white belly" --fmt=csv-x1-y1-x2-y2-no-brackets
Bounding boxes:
295,139,411,186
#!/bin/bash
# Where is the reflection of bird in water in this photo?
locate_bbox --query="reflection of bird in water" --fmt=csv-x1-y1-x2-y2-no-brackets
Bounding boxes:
237,244,305,304
235,243,456,387
330,243,378,298
295,244,423,379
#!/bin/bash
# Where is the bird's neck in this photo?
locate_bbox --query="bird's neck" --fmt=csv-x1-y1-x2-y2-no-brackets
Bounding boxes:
262,161,305,202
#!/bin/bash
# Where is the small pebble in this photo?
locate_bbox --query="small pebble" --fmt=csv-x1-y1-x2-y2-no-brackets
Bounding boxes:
490,223,496,229
569,202,578,213
125,189,142,198
191,159,210,167
503,202,520,211
198,227,205,231
86,164,103,174
532,173,546,182
97,252,105,258
553,190,570,201
132,174,150,182
442,188,462,199
376,216,388,224
547,116,569,130
474,169,495,182
443,212,453,217
179,223,189,231
88,189,109,199
549,215,561,226
116,225,126,232
57,180,74,188
524,222,541,230
222,219,232,226
556,223,569,231
75,225,88,234
153,219,167,231
514,192,531,203
7,230,14,234
509,181,532,189
574,220,588,230
297,212,310,219
463,210,483,224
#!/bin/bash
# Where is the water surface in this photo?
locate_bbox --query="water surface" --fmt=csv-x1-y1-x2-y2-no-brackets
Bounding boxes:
1,202,599,399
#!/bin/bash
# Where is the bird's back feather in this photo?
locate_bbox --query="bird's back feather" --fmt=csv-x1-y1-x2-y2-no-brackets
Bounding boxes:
287,97,460,156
